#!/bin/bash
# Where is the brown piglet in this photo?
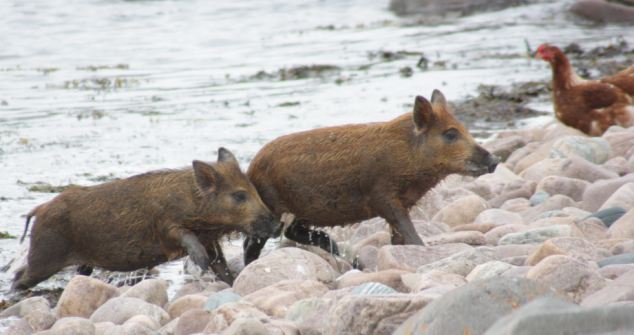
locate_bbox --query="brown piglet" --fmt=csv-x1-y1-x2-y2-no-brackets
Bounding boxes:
13,148,277,290
244,90,499,264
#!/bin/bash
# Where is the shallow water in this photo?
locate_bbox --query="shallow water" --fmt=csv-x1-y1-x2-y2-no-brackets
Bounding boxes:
1,0,632,302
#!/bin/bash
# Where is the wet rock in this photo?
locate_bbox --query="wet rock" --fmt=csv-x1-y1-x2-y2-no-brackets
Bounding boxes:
402,270,466,292
582,174,634,212
327,294,431,335
203,301,269,334
586,207,627,227
0,297,56,332
526,237,599,265
285,298,329,335
220,318,269,335
233,247,338,296
388,0,528,16
166,294,207,319
243,279,328,318
204,290,241,311
415,248,495,276
466,261,514,281
90,297,169,326
484,296,634,335
526,255,605,303
55,276,119,319
173,309,211,335
550,135,611,164
474,208,524,226
394,277,558,335
600,183,634,211
336,269,409,292
607,209,634,239
424,231,486,246
498,225,572,245
483,135,527,161
36,317,95,335
582,269,634,307
120,279,168,307
598,253,634,268
377,243,474,271
570,0,634,23
431,194,488,227
485,224,528,245
536,176,589,202
354,245,378,271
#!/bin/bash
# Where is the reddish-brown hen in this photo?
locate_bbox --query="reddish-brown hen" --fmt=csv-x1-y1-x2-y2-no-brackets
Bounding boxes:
536,43,634,136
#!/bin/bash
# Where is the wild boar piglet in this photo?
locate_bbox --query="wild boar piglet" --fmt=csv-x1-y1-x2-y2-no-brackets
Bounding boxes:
244,90,499,264
13,148,277,290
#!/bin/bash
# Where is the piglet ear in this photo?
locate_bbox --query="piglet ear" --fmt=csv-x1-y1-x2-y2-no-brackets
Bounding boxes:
193,160,218,192
412,95,435,132
217,147,239,166
430,89,447,107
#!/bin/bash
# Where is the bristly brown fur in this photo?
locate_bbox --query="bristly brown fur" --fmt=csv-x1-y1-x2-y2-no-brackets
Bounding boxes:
13,149,276,290
246,90,497,251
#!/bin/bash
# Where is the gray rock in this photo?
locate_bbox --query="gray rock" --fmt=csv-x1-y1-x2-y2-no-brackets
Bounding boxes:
205,290,241,311
1,318,33,335
377,244,474,271
389,0,528,16
220,318,270,335
350,282,398,296
328,294,432,335
286,298,330,335
529,191,549,206
598,253,634,268
0,297,56,332
89,297,169,326
498,225,571,245
582,174,634,212
584,207,627,227
484,297,634,335
570,0,634,23
550,136,611,164
393,277,558,335
416,248,495,276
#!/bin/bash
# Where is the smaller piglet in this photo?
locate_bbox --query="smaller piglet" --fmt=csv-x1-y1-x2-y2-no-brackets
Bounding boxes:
13,148,277,290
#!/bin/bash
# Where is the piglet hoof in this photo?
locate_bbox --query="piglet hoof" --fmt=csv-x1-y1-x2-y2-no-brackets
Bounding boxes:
320,239,339,256
189,248,210,272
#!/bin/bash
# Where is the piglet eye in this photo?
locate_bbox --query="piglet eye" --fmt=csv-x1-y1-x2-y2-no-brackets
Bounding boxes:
232,191,247,203
443,128,459,143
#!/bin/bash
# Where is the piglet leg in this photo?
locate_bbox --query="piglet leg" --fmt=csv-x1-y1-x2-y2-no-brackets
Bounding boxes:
179,231,210,271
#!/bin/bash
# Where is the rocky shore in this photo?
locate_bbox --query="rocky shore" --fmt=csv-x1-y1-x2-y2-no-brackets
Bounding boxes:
2,121,634,334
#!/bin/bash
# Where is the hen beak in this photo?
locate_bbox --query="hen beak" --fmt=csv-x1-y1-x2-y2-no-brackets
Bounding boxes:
534,51,543,60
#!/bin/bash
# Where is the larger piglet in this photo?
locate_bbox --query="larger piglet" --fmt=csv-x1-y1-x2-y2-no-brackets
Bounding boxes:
244,90,498,264
13,148,277,290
